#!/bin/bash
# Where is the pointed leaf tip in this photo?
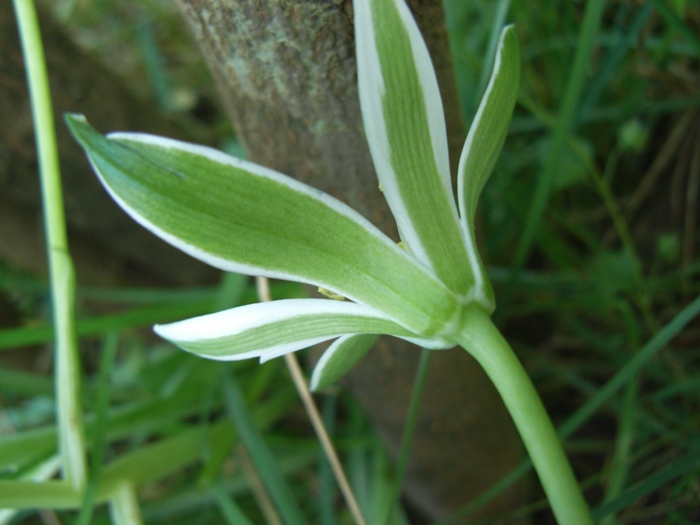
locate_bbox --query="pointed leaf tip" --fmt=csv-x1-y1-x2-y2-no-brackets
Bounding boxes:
452,25,520,312
154,299,412,362
458,24,520,225
310,334,378,391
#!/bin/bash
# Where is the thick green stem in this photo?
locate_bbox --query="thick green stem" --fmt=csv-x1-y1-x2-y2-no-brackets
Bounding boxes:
453,306,593,525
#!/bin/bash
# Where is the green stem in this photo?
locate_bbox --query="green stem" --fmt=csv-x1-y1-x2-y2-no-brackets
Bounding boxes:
77,333,121,525
383,348,431,525
453,306,593,525
599,379,636,525
109,481,145,525
13,0,86,490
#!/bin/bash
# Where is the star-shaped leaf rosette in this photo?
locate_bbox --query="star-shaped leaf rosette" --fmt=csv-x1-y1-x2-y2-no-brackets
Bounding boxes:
68,1,593,522
67,0,517,390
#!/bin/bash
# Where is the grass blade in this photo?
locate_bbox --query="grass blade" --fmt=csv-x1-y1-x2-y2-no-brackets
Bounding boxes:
508,0,607,286
383,348,431,525
213,484,255,525
76,332,120,525
221,372,306,525
593,445,700,520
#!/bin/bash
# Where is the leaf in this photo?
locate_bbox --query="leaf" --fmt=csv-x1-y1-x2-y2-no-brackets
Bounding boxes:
65,114,459,338
454,25,520,311
310,334,378,391
458,25,520,225
154,299,418,362
355,0,474,299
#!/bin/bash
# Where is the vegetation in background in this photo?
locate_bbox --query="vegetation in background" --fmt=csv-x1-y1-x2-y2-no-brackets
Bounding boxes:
2,0,699,523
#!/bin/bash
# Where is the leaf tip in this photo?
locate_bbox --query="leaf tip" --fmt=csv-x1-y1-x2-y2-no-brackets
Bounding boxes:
153,323,170,341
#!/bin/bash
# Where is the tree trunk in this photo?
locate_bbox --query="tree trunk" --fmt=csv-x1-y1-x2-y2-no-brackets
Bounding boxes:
176,0,524,519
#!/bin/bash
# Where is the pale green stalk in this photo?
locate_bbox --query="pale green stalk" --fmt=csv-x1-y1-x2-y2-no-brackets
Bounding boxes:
109,482,145,525
12,0,86,490
454,306,593,525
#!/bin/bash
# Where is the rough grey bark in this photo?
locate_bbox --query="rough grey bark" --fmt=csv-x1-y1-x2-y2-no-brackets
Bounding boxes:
176,0,524,519
1,1,217,285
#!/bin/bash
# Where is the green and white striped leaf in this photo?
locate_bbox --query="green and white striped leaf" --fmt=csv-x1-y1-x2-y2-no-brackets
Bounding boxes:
453,26,519,311
310,334,378,392
355,0,474,299
458,25,520,226
154,299,415,362
66,114,460,338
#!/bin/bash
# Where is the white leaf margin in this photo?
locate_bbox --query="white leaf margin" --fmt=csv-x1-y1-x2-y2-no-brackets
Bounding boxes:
154,298,428,363
457,24,519,225
354,0,456,267
68,114,432,300
104,129,407,285
310,334,377,392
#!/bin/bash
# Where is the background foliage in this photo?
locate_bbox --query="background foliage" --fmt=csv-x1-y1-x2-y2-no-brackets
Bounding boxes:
2,0,699,523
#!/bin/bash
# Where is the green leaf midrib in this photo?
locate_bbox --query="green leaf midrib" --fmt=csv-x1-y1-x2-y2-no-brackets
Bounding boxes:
372,0,474,297
100,141,444,313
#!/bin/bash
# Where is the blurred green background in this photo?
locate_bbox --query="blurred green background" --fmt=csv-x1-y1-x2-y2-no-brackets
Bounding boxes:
1,0,699,523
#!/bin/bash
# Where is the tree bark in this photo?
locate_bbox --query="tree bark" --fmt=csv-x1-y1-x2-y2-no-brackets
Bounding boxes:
176,0,524,519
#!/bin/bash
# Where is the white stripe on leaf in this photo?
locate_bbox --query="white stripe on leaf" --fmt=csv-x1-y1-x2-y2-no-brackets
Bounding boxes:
154,299,419,362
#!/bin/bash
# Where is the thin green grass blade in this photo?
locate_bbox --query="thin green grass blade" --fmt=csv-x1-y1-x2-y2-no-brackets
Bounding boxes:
0,368,54,397
433,461,532,524
216,272,249,311
592,445,700,520
369,443,409,525
599,380,637,525
140,451,317,521
99,420,235,495
0,428,56,470
0,456,61,525
0,480,79,509
347,403,372,517
0,381,291,473
136,12,172,112
222,372,306,525
383,348,431,525
649,0,700,55
474,0,512,105
560,294,700,439
577,4,654,121
76,332,120,525
213,484,255,525
508,0,607,286
0,300,215,350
